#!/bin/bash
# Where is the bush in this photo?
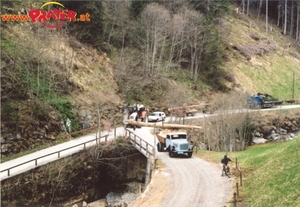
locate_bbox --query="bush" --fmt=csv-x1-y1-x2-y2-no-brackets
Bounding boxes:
49,98,78,132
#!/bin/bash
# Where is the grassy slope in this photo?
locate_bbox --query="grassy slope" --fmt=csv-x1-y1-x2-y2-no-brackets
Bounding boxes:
222,9,300,101
196,135,300,207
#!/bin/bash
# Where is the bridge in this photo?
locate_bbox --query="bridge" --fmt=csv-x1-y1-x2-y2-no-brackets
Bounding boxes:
0,128,155,181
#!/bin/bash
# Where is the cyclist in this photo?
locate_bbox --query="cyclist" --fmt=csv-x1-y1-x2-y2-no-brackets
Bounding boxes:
221,154,232,176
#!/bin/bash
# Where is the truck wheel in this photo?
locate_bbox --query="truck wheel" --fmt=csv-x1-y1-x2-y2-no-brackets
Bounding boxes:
187,152,192,158
157,142,162,152
169,151,174,158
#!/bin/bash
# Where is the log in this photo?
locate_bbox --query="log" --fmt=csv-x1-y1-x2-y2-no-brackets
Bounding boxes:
168,103,212,111
123,120,202,130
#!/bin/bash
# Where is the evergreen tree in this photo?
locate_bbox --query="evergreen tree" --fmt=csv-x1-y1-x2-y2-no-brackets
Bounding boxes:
63,1,105,46
130,1,149,19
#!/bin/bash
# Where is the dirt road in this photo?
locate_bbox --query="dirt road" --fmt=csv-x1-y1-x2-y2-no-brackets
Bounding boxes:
128,127,233,207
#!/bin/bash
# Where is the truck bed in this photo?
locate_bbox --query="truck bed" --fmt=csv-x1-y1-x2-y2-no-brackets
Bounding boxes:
156,129,187,144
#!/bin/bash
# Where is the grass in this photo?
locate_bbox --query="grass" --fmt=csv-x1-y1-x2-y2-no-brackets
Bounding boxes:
195,135,300,207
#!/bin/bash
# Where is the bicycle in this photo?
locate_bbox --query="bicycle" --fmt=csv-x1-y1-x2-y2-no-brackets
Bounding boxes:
222,165,231,178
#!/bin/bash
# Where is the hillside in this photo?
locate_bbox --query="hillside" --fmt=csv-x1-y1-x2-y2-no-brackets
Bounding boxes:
1,1,300,157
221,9,300,100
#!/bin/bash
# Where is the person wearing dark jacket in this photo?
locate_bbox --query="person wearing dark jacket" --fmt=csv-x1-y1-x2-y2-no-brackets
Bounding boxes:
221,154,232,176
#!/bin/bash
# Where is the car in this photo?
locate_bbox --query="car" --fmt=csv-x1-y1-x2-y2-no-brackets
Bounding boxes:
147,112,166,122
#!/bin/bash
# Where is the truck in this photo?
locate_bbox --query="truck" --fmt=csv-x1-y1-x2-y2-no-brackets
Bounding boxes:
156,130,194,158
168,107,197,117
247,93,283,109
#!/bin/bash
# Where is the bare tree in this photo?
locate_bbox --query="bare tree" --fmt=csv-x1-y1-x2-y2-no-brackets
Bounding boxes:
183,9,207,82
140,3,171,75
167,13,185,71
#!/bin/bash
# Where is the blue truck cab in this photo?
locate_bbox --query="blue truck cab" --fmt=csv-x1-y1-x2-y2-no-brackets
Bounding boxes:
247,93,283,109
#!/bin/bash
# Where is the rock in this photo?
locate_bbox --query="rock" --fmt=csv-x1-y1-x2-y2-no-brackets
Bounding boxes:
87,198,108,207
272,134,279,140
16,134,21,140
0,138,5,144
254,131,261,137
280,128,287,134
82,201,88,207
253,137,268,144
81,122,91,129
50,111,61,121
260,125,273,136
78,109,92,117
47,135,56,140
7,135,15,141
1,144,9,154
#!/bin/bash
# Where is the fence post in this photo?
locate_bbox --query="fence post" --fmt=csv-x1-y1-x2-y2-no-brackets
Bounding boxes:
35,159,38,166
236,182,239,198
7,169,10,176
233,192,237,207
235,157,238,169
240,171,243,186
58,151,60,158
114,121,116,139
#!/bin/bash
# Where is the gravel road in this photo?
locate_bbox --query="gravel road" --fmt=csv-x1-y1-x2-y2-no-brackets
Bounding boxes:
128,127,233,207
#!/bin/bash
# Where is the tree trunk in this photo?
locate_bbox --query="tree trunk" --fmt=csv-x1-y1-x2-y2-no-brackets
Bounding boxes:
297,2,300,42
283,0,287,35
257,0,263,20
247,0,250,16
266,0,268,32
290,0,294,37
277,5,281,27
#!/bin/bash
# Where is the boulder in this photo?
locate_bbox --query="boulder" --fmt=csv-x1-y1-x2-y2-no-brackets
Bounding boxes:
253,137,268,144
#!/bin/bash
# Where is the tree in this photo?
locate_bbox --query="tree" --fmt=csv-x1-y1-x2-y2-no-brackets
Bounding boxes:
184,9,205,81
63,1,105,46
290,0,294,37
140,3,171,75
283,0,287,35
167,12,186,71
130,0,148,19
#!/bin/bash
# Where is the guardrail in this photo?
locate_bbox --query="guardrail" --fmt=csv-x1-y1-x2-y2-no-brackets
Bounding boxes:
0,134,109,178
125,129,154,157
